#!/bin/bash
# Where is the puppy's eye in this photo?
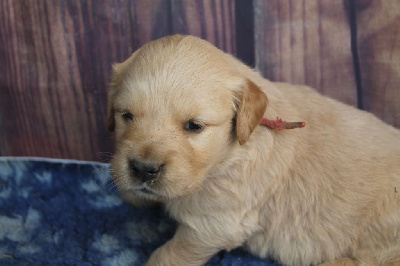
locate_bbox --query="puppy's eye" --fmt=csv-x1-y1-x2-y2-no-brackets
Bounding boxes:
122,112,134,122
184,120,204,132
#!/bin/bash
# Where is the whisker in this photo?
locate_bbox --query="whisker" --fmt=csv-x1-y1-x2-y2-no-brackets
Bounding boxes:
107,177,121,192
185,178,203,191
95,152,115,163
91,165,113,187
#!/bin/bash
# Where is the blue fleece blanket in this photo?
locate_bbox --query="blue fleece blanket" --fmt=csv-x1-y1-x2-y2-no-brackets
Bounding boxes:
0,157,280,265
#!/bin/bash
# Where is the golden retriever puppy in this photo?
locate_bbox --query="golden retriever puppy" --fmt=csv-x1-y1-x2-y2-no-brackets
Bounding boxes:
107,35,400,266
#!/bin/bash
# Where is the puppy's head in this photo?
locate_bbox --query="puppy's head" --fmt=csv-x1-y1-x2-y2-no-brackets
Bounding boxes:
108,35,267,201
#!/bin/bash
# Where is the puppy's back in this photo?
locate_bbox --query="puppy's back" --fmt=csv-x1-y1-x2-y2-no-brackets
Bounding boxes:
266,82,400,263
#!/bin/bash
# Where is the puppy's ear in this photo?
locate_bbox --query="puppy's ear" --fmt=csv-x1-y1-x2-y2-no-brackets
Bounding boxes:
107,51,140,132
107,64,121,132
107,97,115,132
236,79,268,145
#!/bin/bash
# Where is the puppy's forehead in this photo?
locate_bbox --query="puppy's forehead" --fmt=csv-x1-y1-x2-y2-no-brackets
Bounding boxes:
116,36,241,119
125,36,239,91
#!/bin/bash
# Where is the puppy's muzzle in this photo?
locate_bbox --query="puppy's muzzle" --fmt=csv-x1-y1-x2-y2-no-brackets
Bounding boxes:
129,159,164,183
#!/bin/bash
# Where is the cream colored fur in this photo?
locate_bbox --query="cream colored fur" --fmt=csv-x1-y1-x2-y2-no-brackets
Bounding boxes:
107,35,400,266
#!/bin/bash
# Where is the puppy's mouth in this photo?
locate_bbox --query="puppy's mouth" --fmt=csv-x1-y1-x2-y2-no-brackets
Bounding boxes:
133,181,161,198
138,185,157,195
139,187,152,194
114,158,204,200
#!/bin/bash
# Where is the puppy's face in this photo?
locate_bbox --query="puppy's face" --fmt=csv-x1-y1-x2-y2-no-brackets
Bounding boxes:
108,35,267,201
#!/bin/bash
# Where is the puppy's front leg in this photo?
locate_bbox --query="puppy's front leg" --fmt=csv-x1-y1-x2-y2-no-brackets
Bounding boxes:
146,225,221,266
319,258,358,266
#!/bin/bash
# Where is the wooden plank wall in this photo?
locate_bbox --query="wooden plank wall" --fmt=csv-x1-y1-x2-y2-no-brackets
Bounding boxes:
0,0,399,161
355,0,400,127
254,0,358,106
0,0,235,161
254,0,400,126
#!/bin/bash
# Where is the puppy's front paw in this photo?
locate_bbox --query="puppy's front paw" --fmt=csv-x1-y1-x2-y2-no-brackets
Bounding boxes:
319,258,358,266
146,247,172,266
145,244,202,266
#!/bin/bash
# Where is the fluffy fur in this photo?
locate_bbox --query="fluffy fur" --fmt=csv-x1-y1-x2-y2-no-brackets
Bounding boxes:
107,35,400,266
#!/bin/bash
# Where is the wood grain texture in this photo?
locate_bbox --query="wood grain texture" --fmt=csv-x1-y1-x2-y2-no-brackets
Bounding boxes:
0,0,236,161
0,0,169,161
355,0,400,127
1,0,398,161
170,0,236,53
254,0,358,106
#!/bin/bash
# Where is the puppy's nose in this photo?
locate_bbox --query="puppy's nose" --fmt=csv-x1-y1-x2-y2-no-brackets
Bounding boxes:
129,159,163,183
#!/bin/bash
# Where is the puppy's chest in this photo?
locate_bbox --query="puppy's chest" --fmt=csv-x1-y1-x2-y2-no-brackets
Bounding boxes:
166,196,241,224
165,193,259,238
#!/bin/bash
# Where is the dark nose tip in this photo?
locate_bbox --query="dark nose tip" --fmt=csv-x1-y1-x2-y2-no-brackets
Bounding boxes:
129,159,163,183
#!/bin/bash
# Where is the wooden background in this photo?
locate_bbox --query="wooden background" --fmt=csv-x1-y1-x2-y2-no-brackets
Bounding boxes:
1,0,399,162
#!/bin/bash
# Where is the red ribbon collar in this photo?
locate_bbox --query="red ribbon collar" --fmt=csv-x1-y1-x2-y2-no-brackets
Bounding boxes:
260,117,306,130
